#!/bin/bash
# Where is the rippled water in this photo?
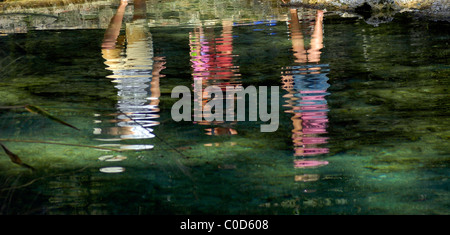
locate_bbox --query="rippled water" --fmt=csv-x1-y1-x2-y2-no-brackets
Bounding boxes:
0,0,448,215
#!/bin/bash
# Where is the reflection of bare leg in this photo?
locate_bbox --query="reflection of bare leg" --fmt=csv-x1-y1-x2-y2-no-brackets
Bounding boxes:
309,10,324,63
150,57,166,107
101,0,128,73
221,20,233,56
101,0,128,49
133,0,147,21
125,0,151,67
289,9,307,63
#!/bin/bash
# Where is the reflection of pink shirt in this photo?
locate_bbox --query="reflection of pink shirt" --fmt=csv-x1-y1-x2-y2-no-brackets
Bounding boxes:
293,88,329,157
294,159,329,168
295,136,329,144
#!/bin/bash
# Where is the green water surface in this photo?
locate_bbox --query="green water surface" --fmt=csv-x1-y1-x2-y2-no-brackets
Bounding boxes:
0,1,448,215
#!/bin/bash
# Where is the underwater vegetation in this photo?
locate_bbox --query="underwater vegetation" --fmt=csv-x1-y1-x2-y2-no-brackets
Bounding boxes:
0,105,80,169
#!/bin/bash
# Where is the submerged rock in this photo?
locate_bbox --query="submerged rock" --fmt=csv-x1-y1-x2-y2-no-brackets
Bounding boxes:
285,0,449,22
287,0,446,10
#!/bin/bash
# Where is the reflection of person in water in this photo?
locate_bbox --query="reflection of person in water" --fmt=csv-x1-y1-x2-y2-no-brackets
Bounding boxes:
99,0,165,148
281,8,330,168
189,20,241,138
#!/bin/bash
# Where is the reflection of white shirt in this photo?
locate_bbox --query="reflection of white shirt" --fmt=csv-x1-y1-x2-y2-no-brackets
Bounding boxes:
103,21,158,140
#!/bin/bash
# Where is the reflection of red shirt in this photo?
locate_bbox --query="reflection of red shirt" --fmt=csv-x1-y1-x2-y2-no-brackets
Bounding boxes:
191,34,236,83
190,27,241,128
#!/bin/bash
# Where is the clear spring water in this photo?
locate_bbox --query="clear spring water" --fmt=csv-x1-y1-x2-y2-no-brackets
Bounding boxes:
0,1,448,215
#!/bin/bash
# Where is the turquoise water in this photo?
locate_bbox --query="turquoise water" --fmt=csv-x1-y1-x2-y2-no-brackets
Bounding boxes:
0,2,449,215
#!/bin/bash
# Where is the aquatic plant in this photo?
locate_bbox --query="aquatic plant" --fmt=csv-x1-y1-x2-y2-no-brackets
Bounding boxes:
0,55,26,80
0,142,35,170
0,104,94,170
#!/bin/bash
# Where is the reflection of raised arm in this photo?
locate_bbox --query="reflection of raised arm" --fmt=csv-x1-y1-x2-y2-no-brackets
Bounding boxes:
102,0,128,49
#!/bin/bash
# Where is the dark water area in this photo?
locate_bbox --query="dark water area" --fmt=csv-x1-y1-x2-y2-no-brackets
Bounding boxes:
0,1,448,215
